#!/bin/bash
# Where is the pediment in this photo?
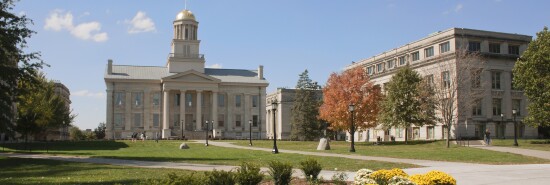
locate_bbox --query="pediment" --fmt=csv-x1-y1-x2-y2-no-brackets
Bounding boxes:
162,70,220,83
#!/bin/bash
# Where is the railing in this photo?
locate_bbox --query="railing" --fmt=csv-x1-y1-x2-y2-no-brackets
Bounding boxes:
491,89,504,97
168,53,204,59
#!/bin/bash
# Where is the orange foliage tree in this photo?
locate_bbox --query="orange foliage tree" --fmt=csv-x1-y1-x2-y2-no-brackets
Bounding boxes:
319,67,382,134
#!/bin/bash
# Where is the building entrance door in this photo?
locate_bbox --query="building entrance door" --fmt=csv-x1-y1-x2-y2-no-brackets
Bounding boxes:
185,114,194,131
475,123,486,139
496,122,506,139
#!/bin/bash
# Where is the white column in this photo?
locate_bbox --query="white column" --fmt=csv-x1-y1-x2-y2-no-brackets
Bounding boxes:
267,110,271,139
106,90,114,139
196,90,202,130
212,91,218,130
180,90,186,132
162,90,171,138
143,90,150,131
125,92,132,132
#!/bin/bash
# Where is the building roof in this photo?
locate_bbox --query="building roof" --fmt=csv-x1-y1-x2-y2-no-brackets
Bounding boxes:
105,65,268,84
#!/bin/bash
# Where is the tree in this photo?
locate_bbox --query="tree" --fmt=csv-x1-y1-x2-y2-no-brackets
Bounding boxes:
320,67,382,144
94,122,106,139
0,0,45,139
290,70,323,141
513,27,550,127
69,126,84,141
379,66,436,144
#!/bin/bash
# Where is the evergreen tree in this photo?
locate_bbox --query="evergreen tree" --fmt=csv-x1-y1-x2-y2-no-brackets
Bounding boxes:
94,122,106,139
290,70,322,141
513,27,550,127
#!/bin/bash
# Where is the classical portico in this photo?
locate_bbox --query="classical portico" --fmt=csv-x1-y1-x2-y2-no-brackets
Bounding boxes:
104,7,269,140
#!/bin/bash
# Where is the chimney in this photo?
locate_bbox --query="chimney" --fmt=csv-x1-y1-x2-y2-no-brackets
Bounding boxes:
258,65,264,79
107,59,113,75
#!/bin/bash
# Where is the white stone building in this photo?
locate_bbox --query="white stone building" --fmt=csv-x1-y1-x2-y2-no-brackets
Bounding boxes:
104,9,268,140
345,28,537,142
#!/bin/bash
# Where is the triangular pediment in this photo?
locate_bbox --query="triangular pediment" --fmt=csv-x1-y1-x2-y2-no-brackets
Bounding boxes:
162,70,221,83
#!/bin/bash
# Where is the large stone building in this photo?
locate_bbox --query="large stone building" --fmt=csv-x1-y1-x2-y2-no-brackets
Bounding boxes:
104,9,268,140
345,28,537,142
50,82,71,140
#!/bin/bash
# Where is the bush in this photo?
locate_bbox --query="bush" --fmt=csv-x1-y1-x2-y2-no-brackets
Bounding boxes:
299,158,322,181
409,170,456,185
205,170,235,185
235,162,264,185
331,171,348,185
142,172,205,185
268,161,293,185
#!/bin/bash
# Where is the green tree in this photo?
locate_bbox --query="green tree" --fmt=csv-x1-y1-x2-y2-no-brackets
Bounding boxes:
379,66,436,144
290,70,323,141
0,0,45,139
513,27,550,127
94,122,106,139
69,126,84,141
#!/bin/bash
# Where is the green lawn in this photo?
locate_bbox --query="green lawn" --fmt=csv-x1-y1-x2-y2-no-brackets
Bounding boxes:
491,139,550,152
0,156,195,185
0,140,416,171
227,140,550,165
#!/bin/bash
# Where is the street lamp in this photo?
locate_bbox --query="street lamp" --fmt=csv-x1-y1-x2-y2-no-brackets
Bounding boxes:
249,120,253,146
348,103,356,152
500,113,504,139
271,100,279,154
205,120,209,146
181,120,184,140
512,109,518,146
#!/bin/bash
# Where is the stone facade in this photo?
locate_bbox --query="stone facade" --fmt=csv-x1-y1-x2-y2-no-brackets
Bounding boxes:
345,28,537,142
104,9,268,140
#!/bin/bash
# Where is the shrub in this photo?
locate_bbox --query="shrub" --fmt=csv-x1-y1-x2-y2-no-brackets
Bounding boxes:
332,171,349,185
369,168,408,185
268,161,293,185
299,158,322,181
409,170,456,185
205,170,236,185
388,176,415,185
235,162,264,185
142,172,205,185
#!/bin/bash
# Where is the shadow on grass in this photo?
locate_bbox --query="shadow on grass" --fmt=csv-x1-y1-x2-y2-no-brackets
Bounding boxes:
90,155,239,162
1,140,129,152
355,140,439,146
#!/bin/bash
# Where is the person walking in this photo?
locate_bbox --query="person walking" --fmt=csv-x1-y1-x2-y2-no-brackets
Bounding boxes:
131,132,136,142
485,129,491,146
155,132,159,143
141,131,146,142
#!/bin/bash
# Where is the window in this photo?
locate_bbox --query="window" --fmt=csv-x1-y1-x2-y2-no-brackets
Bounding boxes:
252,115,258,127
424,46,434,57
411,51,420,61
427,126,434,139
492,98,502,116
235,95,242,107
235,114,242,127
395,127,403,138
133,113,142,127
508,45,519,55
468,41,481,52
425,74,434,86
201,94,206,107
367,66,374,75
471,69,482,88
152,92,160,106
491,71,501,89
115,92,125,106
512,99,521,116
377,63,384,72
398,56,406,65
442,125,448,139
218,114,225,127
153,114,160,127
175,94,181,106
252,95,259,107
442,71,450,89
472,99,482,116
218,94,225,107
186,93,193,107
386,59,395,69
114,113,124,127
133,92,143,107
489,43,501,53
440,42,450,53
173,114,180,127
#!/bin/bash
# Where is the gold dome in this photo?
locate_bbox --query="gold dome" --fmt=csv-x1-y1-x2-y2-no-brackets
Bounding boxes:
176,9,196,21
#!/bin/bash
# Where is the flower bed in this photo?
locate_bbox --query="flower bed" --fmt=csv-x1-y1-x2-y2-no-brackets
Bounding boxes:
354,168,456,185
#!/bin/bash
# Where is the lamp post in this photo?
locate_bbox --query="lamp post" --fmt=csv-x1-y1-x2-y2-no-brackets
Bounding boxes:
348,103,356,152
249,120,253,146
181,120,184,140
500,113,504,139
512,109,518,146
205,120,209,146
271,101,278,154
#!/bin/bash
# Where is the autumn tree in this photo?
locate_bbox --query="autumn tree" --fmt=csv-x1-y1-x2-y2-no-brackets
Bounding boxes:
290,70,323,141
513,27,550,127
379,66,437,144
0,0,45,139
320,67,382,150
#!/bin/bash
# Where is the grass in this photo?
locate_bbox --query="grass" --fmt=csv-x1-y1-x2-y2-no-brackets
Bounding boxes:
0,140,416,171
491,139,550,152
0,156,196,185
227,140,550,165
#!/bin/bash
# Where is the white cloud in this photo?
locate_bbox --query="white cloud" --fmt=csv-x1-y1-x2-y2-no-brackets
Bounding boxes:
18,11,26,16
206,64,223,68
44,10,108,42
126,11,156,34
454,4,463,12
443,4,464,15
73,90,105,99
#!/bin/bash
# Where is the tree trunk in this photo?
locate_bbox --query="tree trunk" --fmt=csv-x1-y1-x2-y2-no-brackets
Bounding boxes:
404,127,408,144
446,124,450,148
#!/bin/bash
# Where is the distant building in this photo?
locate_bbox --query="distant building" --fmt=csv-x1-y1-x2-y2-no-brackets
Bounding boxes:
104,8,268,140
345,28,537,142
46,82,71,141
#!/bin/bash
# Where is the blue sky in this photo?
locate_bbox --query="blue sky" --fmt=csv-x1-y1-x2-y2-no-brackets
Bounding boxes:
13,0,550,130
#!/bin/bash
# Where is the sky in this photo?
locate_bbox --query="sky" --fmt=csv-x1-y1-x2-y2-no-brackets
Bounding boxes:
13,0,550,130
